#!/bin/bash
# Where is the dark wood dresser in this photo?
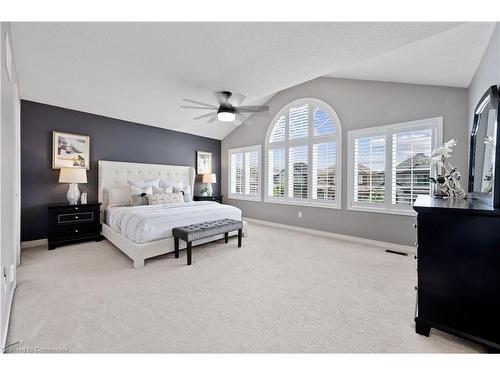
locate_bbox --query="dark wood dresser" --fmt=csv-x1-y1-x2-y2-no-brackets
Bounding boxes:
193,195,223,204
413,195,500,351
48,202,102,250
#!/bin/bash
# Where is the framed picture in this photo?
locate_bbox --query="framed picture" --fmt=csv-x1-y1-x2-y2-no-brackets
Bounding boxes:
197,151,212,174
52,131,90,170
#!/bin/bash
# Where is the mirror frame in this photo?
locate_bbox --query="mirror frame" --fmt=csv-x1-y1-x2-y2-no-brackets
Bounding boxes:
468,85,500,207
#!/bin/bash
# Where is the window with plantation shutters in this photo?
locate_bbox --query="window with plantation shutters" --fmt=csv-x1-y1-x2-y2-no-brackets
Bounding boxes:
265,98,342,208
348,117,442,215
228,145,261,201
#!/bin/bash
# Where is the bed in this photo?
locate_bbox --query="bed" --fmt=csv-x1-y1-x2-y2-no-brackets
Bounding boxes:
98,160,247,268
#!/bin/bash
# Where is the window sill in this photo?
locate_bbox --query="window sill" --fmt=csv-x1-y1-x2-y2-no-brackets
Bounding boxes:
264,198,341,210
227,195,262,202
347,205,416,217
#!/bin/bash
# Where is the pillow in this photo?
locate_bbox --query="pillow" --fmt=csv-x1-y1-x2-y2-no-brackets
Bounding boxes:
152,185,174,194
173,183,193,202
107,185,131,207
130,185,153,196
127,178,160,189
131,193,148,206
147,192,184,205
159,180,174,193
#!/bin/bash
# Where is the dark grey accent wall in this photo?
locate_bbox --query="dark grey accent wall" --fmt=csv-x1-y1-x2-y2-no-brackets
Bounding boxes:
21,100,221,241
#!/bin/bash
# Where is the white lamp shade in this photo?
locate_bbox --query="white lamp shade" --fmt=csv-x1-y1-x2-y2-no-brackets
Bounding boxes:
202,173,216,184
59,168,87,183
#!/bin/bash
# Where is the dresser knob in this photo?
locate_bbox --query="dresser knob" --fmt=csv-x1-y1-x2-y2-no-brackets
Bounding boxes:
75,216,79,219
75,229,79,233
75,207,79,210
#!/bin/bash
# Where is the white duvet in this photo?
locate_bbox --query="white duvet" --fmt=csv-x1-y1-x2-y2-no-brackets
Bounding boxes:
105,201,242,244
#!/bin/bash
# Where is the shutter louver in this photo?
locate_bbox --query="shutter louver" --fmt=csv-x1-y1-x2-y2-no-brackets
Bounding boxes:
353,136,386,203
312,142,336,200
288,145,308,199
268,148,285,197
289,104,309,139
391,129,432,205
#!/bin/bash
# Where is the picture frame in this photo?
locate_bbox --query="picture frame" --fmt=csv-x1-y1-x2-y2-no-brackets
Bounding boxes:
52,131,90,170
196,151,212,174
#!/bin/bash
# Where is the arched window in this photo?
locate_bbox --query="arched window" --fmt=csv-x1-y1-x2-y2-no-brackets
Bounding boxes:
265,98,342,208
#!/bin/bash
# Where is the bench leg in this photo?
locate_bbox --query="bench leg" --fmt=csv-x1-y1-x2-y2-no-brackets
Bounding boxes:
224,232,228,243
187,241,192,265
174,237,179,258
238,229,242,247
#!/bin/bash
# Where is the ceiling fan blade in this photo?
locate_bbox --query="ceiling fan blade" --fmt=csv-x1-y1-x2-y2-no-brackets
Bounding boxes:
236,105,269,113
207,116,217,123
193,112,218,120
213,91,227,105
182,99,217,108
180,105,217,110
228,93,246,107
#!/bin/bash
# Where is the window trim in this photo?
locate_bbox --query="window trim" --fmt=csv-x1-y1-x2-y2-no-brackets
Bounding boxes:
227,144,262,202
347,116,443,216
264,98,342,209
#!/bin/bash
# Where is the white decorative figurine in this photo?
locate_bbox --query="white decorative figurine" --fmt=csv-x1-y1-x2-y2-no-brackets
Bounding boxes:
429,139,466,199
80,191,88,205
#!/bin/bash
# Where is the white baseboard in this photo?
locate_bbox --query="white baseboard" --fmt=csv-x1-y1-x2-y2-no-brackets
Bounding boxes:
1,283,16,353
21,238,47,249
243,217,416,254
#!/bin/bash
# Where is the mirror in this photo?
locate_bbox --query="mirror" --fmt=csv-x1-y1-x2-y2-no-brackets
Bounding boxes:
469,85,500,206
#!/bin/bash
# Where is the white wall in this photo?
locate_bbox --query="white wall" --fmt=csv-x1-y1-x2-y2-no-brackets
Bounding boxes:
222,77,469,246
1,22,20,352
468,23,500,124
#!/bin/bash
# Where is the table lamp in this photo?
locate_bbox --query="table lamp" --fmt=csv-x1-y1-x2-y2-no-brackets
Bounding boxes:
59,168,87,205
202,173,216,196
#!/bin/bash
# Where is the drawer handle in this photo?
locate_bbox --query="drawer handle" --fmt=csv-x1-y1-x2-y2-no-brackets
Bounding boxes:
75,229,79,233
75,216,79,219
75,207,78,210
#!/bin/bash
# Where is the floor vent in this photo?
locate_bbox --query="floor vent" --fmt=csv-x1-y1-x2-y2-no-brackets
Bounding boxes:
385,249,408,256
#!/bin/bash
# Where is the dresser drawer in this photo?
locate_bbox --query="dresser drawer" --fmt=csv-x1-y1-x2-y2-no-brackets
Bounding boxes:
57,211,94,224
55,223,97,239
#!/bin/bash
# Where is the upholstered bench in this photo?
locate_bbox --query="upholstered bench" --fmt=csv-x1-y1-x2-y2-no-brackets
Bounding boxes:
172,219,243,265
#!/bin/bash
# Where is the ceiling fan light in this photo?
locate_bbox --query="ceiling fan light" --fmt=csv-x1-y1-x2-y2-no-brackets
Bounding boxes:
217,111,236,122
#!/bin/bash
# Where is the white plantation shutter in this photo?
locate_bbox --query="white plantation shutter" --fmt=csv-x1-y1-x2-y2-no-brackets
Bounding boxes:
289,104,309,139
288,145,308,199
270,116,285,143
348,117,441,214
244,149,260,196
391,129,433,206
268,148,285,198
312,142,336,201
313,107,336,136
229,145,261,200
230,152,243,195
353,136,386,203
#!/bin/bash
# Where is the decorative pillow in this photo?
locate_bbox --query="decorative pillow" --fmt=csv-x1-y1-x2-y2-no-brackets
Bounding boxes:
173,183,193,202
107,185,131,207
127,178,160,189
130,185,153,196
159,180,174,193
131,193,148,206
152,185,174,194
147,192,184,205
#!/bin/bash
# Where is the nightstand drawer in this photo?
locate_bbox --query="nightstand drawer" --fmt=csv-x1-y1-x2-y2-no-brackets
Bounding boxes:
55,223,97,239
57,211,94,224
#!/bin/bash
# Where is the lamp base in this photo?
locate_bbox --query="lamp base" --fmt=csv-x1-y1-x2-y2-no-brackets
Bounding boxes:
67,183,81,205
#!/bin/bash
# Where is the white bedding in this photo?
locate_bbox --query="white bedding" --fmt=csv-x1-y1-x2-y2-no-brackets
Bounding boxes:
105,201,242,244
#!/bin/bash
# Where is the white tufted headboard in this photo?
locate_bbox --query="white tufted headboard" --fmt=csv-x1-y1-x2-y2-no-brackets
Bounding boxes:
98,160,196,215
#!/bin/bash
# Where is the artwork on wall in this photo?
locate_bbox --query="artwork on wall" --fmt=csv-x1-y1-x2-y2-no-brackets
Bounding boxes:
52,131,90,170
196,150,212,174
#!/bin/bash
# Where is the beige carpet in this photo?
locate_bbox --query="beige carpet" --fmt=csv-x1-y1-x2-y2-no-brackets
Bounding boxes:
7,223,484,353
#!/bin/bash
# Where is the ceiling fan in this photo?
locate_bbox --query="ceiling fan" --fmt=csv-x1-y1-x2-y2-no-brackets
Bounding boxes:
181,91,269,125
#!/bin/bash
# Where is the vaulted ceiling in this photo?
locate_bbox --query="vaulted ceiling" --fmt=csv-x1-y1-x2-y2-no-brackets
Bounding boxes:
11,22,495,139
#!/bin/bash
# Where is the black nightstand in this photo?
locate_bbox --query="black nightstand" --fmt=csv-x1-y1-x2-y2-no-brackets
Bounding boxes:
48,202,102,250
193,195,223,204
